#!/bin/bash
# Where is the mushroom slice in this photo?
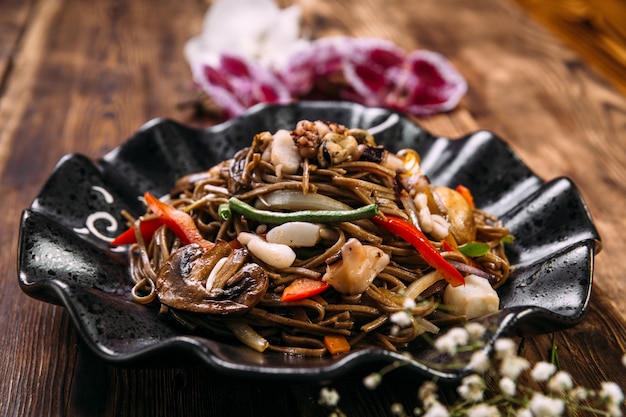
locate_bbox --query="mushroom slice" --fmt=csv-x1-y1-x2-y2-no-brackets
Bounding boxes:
228,147,253,194
431,185,476,244
156,243,269,315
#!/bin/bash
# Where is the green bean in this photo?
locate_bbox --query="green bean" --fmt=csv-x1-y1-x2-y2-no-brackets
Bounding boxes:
225,197,378,224
218,203,232,221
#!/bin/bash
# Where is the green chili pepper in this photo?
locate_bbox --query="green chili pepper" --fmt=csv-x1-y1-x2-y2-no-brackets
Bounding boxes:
226,197,378,224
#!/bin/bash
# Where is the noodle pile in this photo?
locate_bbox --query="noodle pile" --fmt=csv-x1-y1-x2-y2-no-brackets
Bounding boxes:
119,120,511,356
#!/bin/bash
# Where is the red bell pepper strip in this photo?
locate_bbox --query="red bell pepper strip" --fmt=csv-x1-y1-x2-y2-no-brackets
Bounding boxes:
143,192,213,250
110,217,164,246
371,215,465,287
281,278,330,302
442,240,456,253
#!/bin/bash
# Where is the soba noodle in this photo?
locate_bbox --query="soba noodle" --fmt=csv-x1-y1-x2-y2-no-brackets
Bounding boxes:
118,120,511,356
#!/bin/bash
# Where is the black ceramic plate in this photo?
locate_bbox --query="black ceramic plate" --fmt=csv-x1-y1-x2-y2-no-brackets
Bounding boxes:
18,101,601,381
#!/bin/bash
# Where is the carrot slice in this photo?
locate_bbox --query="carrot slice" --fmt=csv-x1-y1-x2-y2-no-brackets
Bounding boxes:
324,335,351,355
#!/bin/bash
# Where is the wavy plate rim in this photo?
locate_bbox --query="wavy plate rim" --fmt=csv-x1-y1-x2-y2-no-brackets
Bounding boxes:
17,101,601,382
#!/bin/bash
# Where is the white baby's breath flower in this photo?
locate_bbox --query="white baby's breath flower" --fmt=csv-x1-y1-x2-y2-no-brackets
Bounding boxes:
469,350,491,374
434,327,469,355
600,381,625,406
448,327,470,345
516,408,533,417
465,322,486,341
606,402,623,417
547,371,574,394
418,381,438,403
390,402,405,415
363,372,382,390
318,387,340,407
390,310,412,327
499,376,516,396
531,361,557,382
434,334,457,355
499,355,530,380
457,374,485,402
494,338,516,359
466,403,501,417
423,401,450,417
568,386,589,401
402,297,416,309
529,392,566,417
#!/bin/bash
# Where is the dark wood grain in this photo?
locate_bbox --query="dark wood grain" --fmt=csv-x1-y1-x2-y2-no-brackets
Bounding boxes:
1,0,625,416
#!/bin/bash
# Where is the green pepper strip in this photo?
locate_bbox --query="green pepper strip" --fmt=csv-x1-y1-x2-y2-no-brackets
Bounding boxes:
225,197,378,224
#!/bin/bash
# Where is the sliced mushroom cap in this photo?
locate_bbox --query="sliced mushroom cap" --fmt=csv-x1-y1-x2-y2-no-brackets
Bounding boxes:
228,147,253,194
431,185,476,244
156,242,269,315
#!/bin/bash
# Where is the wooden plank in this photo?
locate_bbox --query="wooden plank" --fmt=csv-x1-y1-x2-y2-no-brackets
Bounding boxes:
0,0,34,85
1,0,625,415
512,0,626,96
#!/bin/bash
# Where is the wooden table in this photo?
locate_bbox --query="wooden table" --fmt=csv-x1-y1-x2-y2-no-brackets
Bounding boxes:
1,0,625,415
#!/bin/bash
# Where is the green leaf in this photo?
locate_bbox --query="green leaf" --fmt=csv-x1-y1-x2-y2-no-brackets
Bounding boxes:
457,242,490,257
501,234,515,244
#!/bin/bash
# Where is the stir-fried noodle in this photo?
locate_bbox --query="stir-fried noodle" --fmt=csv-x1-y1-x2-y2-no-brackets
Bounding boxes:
118,120,511,356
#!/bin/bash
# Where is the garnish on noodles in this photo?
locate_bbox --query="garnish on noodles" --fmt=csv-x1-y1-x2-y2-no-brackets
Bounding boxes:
113,120,512,356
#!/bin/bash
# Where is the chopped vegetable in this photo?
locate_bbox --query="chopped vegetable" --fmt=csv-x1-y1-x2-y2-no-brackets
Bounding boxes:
110,217,163,246
281,278,330,302
218,203,232,221
227,197,378,224
455,184,475,208
441,240,456,252
227,320,270,353
457,242,491,257
501,234,515,244
371,215,465,287
255,189,352,211
323,334,351,355
143,192,213,250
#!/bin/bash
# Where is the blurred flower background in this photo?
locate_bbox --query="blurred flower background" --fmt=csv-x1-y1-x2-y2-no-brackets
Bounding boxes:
183,0,467,119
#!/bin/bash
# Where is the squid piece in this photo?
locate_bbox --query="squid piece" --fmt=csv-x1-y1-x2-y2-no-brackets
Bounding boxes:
322,238,390,295
443,274,499,319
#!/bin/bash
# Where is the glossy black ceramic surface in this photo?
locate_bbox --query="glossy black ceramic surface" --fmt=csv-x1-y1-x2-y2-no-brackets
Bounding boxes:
18,101,601,381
